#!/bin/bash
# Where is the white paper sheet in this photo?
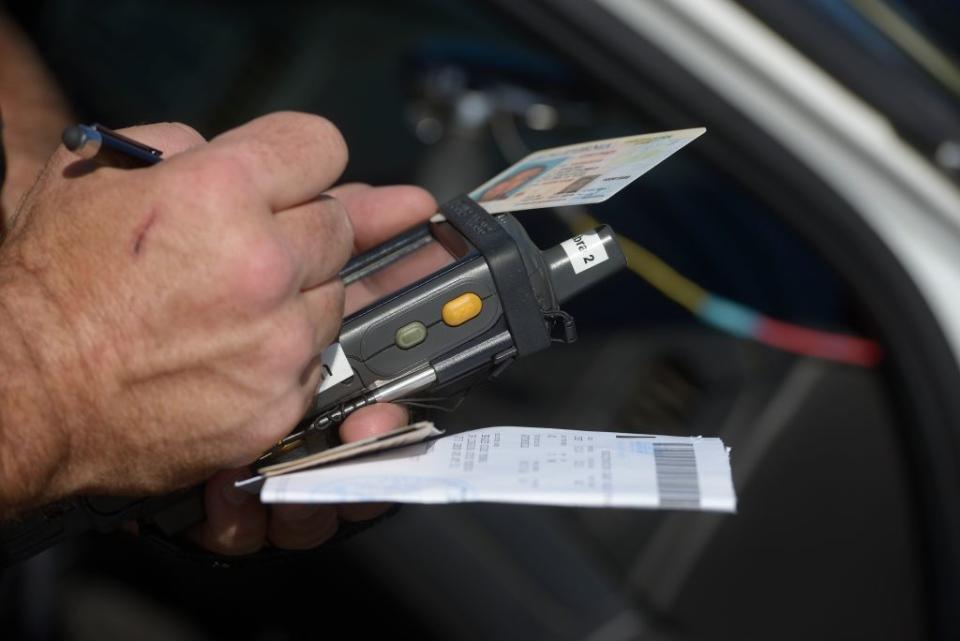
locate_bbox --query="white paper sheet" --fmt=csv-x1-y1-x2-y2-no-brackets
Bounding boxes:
260,426,736,512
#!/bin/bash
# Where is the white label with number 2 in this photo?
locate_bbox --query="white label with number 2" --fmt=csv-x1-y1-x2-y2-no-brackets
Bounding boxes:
560,231,609,275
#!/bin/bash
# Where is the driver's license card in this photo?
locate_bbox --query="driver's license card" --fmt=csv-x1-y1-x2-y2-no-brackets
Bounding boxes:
469,128,705,213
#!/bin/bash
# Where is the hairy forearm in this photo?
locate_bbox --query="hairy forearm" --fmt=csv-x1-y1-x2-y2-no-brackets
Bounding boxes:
0,267,74,517
0,10,72,225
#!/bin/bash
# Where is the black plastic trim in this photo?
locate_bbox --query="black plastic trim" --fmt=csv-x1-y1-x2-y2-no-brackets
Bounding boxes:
440,195,551,357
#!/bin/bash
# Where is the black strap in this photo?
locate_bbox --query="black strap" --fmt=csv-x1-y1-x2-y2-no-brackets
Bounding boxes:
0,507,72,567
440,195,550,357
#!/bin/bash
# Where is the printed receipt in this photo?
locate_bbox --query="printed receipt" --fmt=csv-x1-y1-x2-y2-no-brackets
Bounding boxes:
260,427,736,512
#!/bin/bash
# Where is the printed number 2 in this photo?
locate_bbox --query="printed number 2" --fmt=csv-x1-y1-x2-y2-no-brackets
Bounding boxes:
582,254,595,264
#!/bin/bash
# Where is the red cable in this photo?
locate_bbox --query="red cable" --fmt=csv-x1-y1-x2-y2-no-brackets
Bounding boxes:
756,317,882,366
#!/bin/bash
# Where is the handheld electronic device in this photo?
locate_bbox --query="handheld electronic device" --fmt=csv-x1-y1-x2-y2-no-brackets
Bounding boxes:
0,194,626,565
263,195,625,464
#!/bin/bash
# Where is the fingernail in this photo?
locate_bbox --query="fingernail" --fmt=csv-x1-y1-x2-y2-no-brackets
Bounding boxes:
222,481,252,507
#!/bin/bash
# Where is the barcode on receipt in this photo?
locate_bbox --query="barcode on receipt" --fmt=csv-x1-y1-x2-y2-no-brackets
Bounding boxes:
653,442,701,509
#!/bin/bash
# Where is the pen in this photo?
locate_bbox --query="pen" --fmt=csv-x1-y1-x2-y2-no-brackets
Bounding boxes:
61,123,163,167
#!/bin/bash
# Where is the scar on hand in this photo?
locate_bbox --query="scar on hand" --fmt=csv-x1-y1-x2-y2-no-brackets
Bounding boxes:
132,210,159,256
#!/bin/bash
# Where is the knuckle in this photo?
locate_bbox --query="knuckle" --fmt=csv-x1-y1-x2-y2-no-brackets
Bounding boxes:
229,234,299,306
275,112,348,167
310,115,346,148
273,111,342,141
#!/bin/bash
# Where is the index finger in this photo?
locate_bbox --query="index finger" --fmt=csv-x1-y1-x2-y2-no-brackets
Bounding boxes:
326,183,438,253
207,112,348,211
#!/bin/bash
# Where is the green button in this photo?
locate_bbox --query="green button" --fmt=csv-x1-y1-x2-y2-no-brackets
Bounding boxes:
395,321,427,350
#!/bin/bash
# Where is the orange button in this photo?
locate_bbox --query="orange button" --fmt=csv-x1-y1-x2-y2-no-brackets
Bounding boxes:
442,292,483,327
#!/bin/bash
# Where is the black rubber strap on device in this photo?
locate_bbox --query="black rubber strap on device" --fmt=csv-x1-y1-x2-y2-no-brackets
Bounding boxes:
440,195,550,357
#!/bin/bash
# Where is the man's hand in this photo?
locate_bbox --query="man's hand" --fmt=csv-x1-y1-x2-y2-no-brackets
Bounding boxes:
0,113,436,527
190,182,439,554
